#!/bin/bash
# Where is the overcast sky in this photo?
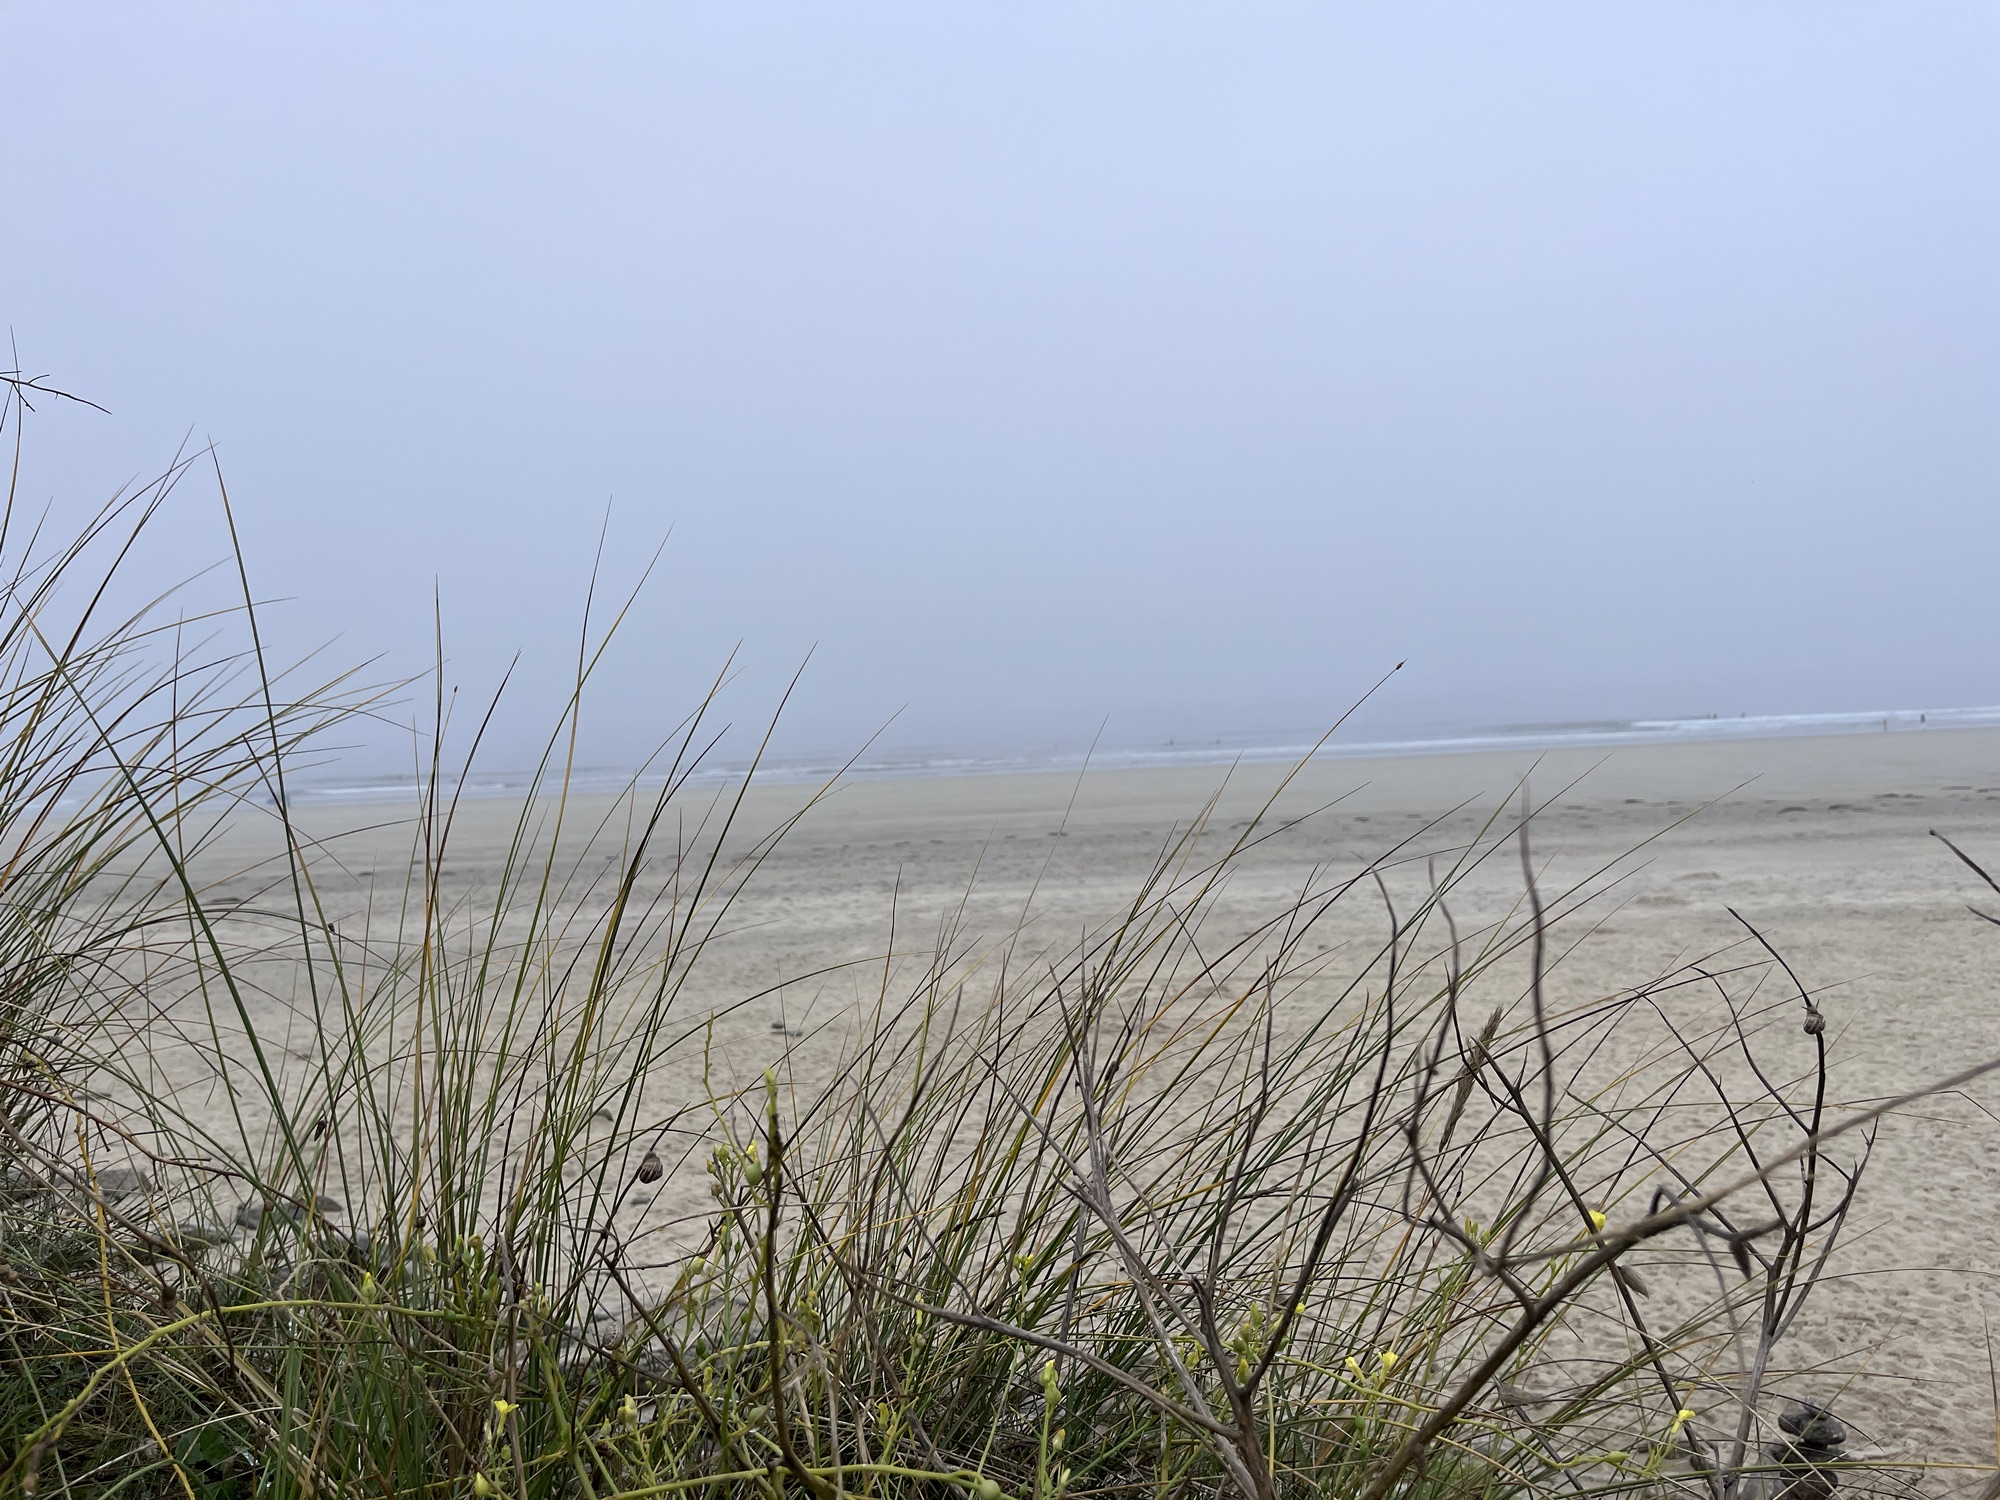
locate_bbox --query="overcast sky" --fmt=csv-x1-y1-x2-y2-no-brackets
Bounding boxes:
5,4,1996,772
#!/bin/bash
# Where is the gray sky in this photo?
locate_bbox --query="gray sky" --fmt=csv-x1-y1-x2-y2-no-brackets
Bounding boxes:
5,3,1996,772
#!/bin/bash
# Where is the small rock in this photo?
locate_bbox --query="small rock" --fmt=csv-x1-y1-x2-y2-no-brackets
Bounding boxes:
94,1168,151,1199
175,1220,235,1250
1768,1401,1846,1500
236,1194,344,1230
1779,1401,1846,1453
319,1227,374,1264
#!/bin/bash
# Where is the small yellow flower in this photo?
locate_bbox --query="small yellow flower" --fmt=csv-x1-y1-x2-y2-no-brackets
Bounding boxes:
493,1399,518,1418
1666,1406,1697,1437
1378,1349,1399,1371
1588,1210,1608,1231
473,1476,495,1498
1344,1356,1365,1380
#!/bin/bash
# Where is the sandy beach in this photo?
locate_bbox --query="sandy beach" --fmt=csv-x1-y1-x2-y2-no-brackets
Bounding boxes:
189,724,2000,1466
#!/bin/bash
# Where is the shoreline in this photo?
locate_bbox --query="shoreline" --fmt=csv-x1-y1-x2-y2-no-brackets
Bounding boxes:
278,705,2000,805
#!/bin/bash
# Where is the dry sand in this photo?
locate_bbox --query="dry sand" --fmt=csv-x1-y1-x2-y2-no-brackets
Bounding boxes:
192,725,2000,1466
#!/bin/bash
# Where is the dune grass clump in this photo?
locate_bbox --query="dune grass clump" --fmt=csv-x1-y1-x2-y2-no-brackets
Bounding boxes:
0,377,1976,1498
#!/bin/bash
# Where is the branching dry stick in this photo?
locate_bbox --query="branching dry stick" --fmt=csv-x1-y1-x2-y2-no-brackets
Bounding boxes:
818,967,1271,1498
1057,990,1270,1500
1494,810,1561,1270
1180,969,1291,1500
1402,1013,1545,1317
1694,920,1829,1462
1355,1047,2000,1500
1041,869,1415,1500
1460,1010,1691,1424
838,870,1901,1500
1597,980,1852,1494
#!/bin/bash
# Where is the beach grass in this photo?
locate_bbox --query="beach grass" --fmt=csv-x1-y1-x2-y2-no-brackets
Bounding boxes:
0,376,1965,1499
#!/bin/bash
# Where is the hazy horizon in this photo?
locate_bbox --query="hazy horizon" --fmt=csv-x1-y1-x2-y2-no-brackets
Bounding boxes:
5,4,1995,776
